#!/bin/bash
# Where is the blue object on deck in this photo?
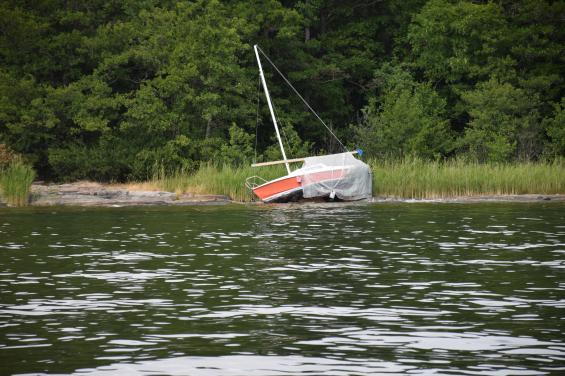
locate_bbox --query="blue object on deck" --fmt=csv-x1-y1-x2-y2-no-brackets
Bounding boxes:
356,148,363,156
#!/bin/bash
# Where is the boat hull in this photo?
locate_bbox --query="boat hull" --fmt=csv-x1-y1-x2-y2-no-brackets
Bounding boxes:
252,169,347,203
253,176,302,202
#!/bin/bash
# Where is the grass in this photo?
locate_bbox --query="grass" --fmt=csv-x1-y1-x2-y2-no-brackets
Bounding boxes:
146,158,565,201
370,158,565,199
0,160,36,207
151,163,288,202
1,158,560,205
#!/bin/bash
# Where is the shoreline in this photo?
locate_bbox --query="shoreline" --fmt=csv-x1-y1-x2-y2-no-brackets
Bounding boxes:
371,194,565,204
0,182,561,207
24,182,231,207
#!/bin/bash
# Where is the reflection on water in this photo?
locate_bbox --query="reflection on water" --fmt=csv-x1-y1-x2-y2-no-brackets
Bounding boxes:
0,203,564,375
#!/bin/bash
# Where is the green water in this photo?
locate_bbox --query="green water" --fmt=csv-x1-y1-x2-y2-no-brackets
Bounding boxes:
0,203,564,375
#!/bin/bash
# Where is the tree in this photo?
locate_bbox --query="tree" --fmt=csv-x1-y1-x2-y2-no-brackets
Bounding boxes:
543,98,565,158
462,79,544,162
42,1,258,180
356,64,453,159
1,0,564,182
408,0,512,85
215,124,256,166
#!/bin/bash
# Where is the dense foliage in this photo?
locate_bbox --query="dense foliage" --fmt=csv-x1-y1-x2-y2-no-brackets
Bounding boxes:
0,0,563,181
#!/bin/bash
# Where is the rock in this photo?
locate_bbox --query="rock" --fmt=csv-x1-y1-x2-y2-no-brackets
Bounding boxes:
28,182,230,206
21,183,565,206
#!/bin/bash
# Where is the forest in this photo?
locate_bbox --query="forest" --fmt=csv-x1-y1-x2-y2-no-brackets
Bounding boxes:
0,0,564,182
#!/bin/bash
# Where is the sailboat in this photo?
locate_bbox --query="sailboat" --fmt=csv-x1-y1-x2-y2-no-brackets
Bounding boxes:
246,45,372,203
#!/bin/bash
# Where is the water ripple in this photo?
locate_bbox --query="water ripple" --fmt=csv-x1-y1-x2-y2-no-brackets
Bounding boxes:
0,203,563,375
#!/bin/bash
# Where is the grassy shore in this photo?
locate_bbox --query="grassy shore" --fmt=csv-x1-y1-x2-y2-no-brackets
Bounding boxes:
148,159,565,201
371,158,564,199
2,159,562,206
0,160,36,206
151,163,288,202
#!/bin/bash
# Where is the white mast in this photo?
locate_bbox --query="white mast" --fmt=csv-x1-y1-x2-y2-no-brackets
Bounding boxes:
254,44,291,174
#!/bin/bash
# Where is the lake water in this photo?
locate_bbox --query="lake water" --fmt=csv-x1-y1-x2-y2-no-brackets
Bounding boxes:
0,203,564,375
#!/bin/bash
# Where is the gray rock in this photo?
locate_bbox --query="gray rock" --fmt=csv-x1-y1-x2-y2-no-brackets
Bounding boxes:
28,183,230,206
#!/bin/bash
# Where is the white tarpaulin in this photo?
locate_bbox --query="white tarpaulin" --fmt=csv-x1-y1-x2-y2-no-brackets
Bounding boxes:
291,152,372,200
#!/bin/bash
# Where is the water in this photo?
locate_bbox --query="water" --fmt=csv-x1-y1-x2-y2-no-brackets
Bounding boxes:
0,203,564,375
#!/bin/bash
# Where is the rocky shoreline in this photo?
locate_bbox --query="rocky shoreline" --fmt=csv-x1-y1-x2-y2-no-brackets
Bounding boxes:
0,182,563,207
371,194,565,203
27,182,231,206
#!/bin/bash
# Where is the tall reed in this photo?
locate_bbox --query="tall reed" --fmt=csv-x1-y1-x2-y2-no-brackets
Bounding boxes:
152,163,287,202
0,160,36,206
149,158,565,201
370,158,565,199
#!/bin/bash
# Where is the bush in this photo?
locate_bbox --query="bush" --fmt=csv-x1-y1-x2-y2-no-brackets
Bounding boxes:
356,64,453,160
48,137,134,182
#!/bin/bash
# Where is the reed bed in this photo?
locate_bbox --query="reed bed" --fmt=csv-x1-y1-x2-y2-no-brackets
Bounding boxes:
0,160,36,207
149,159,564,201
152,163,287,202
370,158,565,199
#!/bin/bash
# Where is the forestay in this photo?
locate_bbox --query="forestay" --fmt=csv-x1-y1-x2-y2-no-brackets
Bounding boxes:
294,152,372,200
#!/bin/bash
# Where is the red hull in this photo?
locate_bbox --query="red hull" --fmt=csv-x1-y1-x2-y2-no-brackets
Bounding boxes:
253,176,301,201
253,169,346,202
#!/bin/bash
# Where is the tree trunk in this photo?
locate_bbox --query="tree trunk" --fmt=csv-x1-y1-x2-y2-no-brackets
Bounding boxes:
205,119,212,139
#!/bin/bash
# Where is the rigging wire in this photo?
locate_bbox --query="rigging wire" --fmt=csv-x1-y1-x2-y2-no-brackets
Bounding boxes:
256,46,348,152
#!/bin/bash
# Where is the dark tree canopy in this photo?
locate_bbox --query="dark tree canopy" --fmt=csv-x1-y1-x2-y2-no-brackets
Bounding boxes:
0,0,563,181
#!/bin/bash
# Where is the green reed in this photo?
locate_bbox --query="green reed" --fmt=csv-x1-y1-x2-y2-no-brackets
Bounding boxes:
370,158,565,199
150,158,564,201
151,163,287,202
0,160,36,207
